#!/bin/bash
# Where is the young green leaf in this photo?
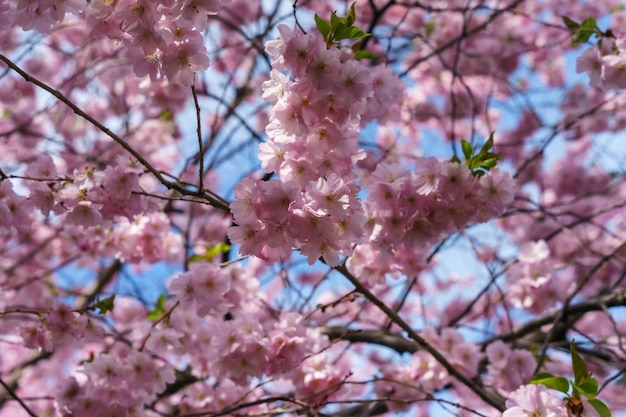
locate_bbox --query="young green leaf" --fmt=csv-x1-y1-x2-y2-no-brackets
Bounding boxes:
315,14,332,39
188,242,231,263
480,156,500,169
335,26,370,41
588,399,612,417
580,17,598,30
577,377,599,399
345,2,357,26
459,133,501,177
570,341,589,385
424,20,436,37
354,50,376,60
461,139,473,161
148,293,167,321
530,372,555,380
572,30,594,46
478,132,495,156
206,242,231,259
330,11,346,31
188,254,206,263
530,373,570,393
91,295,115,315
570,18,597,47
79,352,95,365
562,16,580,32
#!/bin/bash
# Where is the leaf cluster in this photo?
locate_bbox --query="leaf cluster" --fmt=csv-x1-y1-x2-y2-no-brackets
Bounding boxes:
88,295,116,315
562,16,614,48
188,242,230,263
450,132,501,177
530,341,611,417
314,2,375,60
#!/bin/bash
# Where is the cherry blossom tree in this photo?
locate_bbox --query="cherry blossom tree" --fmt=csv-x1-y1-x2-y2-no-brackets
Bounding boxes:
1,1,625,417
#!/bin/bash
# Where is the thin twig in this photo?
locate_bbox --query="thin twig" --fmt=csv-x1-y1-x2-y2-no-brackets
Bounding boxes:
191,83,205,192
0,53,231,213
0,377,39,417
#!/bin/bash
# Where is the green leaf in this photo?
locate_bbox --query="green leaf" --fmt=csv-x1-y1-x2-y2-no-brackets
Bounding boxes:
530,372,555,380
188,242,231,263
450,155,461,164
572,30,594,46
79,352,95,365
148,293,167,321
160,109,174,122
478,156,499,170
571,341,589,385
580,16,597,30
207,242,231,258
571,19,596,46
578,377,599,399
424,20,436,37
345,2,357,26
315,14,332,39
482,154,500,163
461,139,473,161
588,399,612,417
330,11,346,31
530,373,570,393
354,49,376,60
335,26,370,41
478,132,495,156
91,295,115,315
562,16,580,32
188,254,206,263
468,160,481,171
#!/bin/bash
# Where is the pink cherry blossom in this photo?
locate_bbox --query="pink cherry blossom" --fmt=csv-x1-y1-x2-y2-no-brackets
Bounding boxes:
503,384,567,417
2,2,626,417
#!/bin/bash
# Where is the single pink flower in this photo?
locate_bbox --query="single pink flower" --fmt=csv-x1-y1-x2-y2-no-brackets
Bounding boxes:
503,384,567,417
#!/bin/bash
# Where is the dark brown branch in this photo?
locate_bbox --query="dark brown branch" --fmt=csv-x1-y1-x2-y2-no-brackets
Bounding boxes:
320,326,418,354
335,264,506,411
320,291,626,356
0,377,39,417
0,53,231,213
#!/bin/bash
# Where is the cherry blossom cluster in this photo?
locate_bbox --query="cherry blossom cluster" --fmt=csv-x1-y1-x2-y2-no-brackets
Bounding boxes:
18,302,104,352
3,0,228,85
485,340,537,395
576,37,626,90
0,149,185,265
374,327,481,410
176,378,250,415
503,384,566,417
167,262,330,385
505,240,566,314
228,24,403,266
3,1,626,417
94,212,184,264
346,159,515,283
229,24,515,269
168,261,236,317
172,347,351,415
0,180,31,236
211,310,326,384
502,145,625,299
13,154,147,227
56,350,176,417
26,261,339,417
